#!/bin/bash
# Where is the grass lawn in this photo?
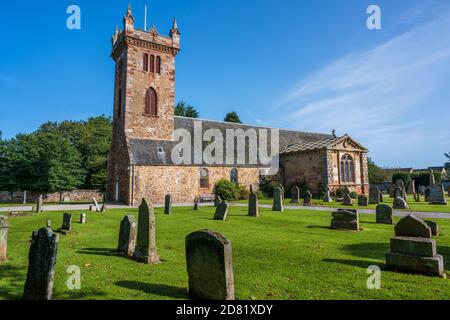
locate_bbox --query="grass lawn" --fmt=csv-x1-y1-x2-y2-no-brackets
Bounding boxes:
232,196,450,213
1,206,450,300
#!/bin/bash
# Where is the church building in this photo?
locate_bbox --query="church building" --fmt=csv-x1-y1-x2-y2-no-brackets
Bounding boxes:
106,7,369,205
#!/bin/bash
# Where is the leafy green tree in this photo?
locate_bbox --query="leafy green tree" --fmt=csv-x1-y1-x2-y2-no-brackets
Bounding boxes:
368,158,389,184
224,111,242,124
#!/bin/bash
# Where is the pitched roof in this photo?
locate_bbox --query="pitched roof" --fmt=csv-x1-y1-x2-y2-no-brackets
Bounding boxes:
280,135,368,154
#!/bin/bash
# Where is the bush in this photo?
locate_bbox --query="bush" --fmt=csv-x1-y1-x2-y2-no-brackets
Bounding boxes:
349,191,357,199
392,173,411,186
215,179,240,201
255,190,264,199
237,184,250,200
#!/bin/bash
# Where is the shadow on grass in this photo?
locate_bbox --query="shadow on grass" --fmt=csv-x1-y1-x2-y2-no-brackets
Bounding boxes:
77,248,118,257
57,288,108,300
306,225,331,230
341,242,389,260
115,281,188,299
0,264,27,299
322,258,384,269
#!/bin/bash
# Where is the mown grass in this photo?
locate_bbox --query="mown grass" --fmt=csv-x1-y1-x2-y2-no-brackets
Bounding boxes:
1,206,450,300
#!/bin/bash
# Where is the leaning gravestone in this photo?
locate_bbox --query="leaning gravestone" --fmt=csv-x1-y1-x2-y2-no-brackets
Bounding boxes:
248,193,259,217
407,180,416,195
386,215,444,277
164,194,173,215
23,228,59,300
272,187,284,212
79,213,86,224
214,201,229,221
331,209,359,231
118,215,137,257
429,184,448,205
0,216,10,262
290,186,300,204
425,220,439,236
133,199,160,264
93,198,100,212
358,195,368,206
388,184,396,198
369,187,380,204
393,196,409,209
342,193,353,206
185,229,235,300
303,191,313,207
323,190,333,203
376,204,393,224
57,213,72,234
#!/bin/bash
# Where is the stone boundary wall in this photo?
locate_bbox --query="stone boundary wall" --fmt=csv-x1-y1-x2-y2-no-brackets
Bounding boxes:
0,190,104,203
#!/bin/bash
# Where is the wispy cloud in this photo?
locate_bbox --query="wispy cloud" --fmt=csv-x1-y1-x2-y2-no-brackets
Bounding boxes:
269,9,450,167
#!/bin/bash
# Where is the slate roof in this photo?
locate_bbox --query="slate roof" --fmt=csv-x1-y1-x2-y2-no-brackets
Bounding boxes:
129,116,336,166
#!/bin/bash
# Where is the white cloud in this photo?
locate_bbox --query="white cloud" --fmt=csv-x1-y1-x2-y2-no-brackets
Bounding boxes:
269,10,450,167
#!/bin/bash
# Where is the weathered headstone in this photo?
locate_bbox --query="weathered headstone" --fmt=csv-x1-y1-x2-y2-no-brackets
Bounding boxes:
57,213,72,234
393,196,409,209
388,184,396,198
23,228,59,300
36,195,43,213
395,187,406,200
248,193,259,217
0,216,10,262
407,180,416,195
133,199,160,264
386,215,444,277
214,201,229,220
376,204,393,224
272,187,284,212
331,209,359,231
357,195,368,206
118,215,137,257
164,194,173,215
79,213,86,224
290,186,300,203
369,187,380,205
429,184,448,205
342,193,353,206
186,230,235,300
425,220,439,236
303,191,312,207
323,190,333,203
93,198,100,212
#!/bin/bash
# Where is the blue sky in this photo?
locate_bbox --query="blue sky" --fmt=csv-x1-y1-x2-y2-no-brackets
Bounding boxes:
0,0,449,168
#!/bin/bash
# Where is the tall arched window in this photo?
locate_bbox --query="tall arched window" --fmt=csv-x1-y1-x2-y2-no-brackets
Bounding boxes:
144,88,157,116
156,56,161,74
230,168,238,183
200,168,209,188
150,55,155,73
143,53,149,72
340,154,355,183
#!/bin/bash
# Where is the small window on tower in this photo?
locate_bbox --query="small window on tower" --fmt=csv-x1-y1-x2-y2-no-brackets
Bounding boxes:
156,56,161,74
150,55,155,73
143,53,149,72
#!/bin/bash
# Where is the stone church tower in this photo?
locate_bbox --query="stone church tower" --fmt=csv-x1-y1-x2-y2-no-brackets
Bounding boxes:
106,6,180,203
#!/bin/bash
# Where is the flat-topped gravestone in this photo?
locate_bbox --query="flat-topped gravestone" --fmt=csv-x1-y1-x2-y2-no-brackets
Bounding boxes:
393,196,409,209
79,213,86,224
376,204,393,224
118,215,137,257
429,185,448,205
342,193,353,206
331,209,359,231
323,190,333,203
0,216,10,262
23,228,59,300
386,215,444,277
186,230,235,300
164,194,173,215
214,201,229,220
358,195,368,206
248,193,259,217
369,187,380,204
290,186,300,203
407,180,416,195
57,213,72,234
424,220,439,236
133,199,160,264
303,191,312,207
272,187,284,212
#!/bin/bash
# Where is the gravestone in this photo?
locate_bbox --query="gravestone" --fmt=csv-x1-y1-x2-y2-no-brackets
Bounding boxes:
93,198,100,212
331,209,359,231
429,171,435,187
57,213,72,234
357,195,368,206
290,186,300,203
369,187,380,205
407,180,416,195
133,199,160,264
118,215,137,257
0,216,10,262
193,197,199,211
386,215,444,277
36,195,43,213
214,201,229,220
388,184,396,198
376,204,393,224
303,191,312,207
248,193,259,217
342,193,353,206
164,194,173,215
425,220,439,236
46,220,51,228
279,185,285,201
186,230,235,300
393,196,409,209
395,187,406,200
100,204,106,213
272,187,284,212
79,213,86,224
214,195,221,207
23,228,59,300
429,184,448,205
323,190,333,203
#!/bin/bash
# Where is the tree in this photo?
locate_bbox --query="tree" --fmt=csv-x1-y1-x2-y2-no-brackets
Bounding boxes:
175,101,199,118
185,106,199,118
367,158,389,184
224,111,242,124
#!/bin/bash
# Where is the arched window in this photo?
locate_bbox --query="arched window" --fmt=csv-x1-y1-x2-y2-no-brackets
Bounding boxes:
144,88,157,116
200,168,209,188
150,55,155,73
230,168,238,183
156,56,161,74
340,154,355,183
143,53,149,72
